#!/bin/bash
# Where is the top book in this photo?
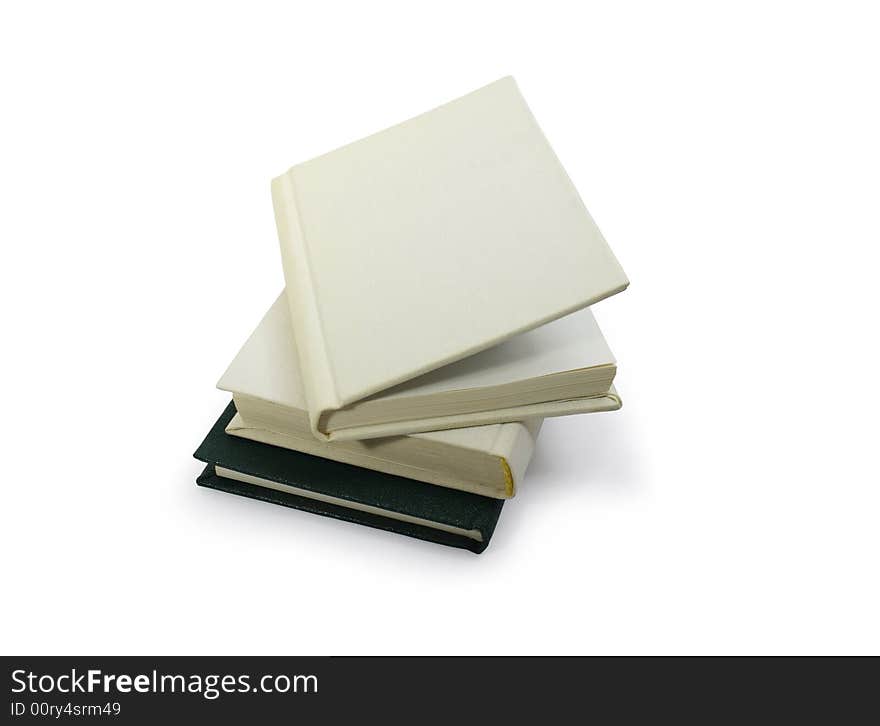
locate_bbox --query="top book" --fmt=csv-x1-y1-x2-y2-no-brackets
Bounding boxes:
272,76,628,440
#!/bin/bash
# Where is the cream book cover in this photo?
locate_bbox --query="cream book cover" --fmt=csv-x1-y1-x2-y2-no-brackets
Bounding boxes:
272,76,628,439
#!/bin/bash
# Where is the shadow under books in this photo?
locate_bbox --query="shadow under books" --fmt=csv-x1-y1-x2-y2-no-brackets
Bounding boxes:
502,410,644,531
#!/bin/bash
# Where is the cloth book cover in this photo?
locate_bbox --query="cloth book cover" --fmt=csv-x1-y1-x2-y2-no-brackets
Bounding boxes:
271,76,629,440
194,402,505,553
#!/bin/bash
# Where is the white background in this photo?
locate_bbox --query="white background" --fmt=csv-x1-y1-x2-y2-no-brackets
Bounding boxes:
2,1,878,655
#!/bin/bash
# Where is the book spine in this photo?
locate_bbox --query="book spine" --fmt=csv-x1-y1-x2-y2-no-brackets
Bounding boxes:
490,421,541,497
271,171,339,440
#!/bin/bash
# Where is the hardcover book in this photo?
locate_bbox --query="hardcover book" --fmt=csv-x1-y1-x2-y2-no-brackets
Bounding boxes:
219,294,546,497
219,293,620,494
272,76,628,440
194,403,504,553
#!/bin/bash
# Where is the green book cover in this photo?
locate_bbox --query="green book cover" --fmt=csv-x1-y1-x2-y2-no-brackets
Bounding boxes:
194,403,504,553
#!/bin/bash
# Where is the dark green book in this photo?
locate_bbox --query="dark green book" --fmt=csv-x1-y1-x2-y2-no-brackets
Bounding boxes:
194,403,504,553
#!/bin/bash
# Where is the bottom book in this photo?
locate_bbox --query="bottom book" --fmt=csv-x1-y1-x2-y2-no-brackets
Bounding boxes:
194,403,505,553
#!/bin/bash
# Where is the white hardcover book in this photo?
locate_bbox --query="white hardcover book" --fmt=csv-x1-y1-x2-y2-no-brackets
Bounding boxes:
218,294,549,498
272,76,627,440
219,294,622,494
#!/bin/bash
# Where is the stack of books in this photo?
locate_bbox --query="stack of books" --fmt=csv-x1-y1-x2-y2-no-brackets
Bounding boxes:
193,77,628,553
